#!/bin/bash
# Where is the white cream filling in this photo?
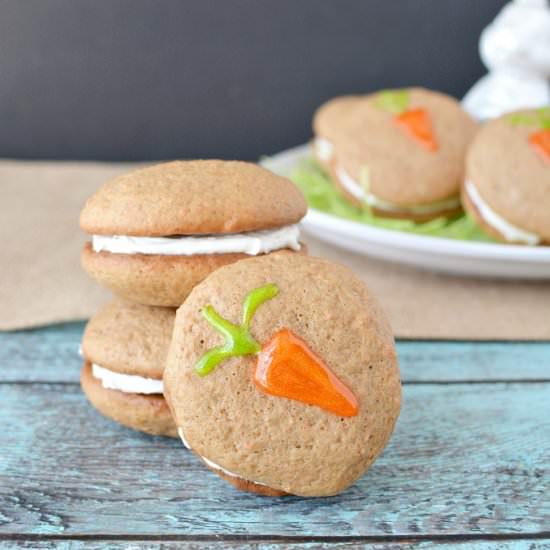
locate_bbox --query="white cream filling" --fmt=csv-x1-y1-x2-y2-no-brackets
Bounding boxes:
177,427,192,449
177,427,269,486
92,363,163,394
314,137,334,162
201,456,244,480
92,224,301,256
336,165,461,215
334,165,367,202
314,138,461,215
465,180,540,245
177,427,239,478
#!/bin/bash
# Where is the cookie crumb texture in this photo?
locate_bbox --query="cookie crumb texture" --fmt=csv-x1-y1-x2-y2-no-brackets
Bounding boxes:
81,299,175,378
81,245,306,307
164,254,401,497
81,243,257,307
80,160,307,236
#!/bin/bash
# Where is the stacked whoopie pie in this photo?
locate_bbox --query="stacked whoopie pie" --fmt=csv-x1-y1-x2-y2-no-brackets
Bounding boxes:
79,160,307,437
80,299,177,437
78,158,403,497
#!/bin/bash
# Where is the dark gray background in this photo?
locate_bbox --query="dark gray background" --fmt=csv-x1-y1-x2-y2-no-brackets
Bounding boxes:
0,0,506,161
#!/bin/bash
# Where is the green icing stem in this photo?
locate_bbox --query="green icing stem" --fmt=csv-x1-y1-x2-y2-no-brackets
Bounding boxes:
195,283,279,376
538,107,550,130
374,89,410,114
508,107,550,129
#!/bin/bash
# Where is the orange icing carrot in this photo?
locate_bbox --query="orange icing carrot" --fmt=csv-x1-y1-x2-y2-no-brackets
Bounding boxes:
196,284,360,417
254,328,359,417
529,129,550,164
395,108,438,152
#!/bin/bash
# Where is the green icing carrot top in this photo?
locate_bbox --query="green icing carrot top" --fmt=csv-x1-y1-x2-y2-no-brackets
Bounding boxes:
374,89,410,114
508,107,550,129
508,108,550,163
195,283,279,376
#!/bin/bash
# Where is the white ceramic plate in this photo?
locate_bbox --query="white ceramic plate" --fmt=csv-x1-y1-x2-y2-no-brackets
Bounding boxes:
262,143,550,279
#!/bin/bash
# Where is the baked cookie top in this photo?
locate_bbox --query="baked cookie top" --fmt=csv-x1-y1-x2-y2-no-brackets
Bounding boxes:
80,160,307,236
164,253,401,497
313,87,477,205
82,299,175,379
466,108,550,241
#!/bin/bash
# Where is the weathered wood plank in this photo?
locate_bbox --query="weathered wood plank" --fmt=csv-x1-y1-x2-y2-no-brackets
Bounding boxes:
1,538,549,549
0,323,84,383
0,323,548,383
1,383,548,537
397,341,550,382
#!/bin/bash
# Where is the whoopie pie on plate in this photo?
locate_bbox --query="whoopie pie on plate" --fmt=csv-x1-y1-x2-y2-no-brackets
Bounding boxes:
313,87,477,221
463,107,550,245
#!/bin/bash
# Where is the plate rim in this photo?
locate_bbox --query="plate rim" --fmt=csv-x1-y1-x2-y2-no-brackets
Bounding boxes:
263,143,550,264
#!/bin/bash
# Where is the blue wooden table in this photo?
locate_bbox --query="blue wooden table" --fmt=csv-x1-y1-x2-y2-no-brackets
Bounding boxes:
1,322,549,549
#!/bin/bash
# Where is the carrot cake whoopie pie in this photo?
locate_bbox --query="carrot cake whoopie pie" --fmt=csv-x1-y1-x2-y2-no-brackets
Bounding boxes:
80,160,307,307
313,87,477,221
463,107,550,245
81,299,177,437
164,254,401,497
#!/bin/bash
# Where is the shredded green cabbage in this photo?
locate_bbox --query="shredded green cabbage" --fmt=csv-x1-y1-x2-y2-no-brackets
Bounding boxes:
290,158,496,242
